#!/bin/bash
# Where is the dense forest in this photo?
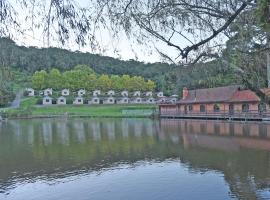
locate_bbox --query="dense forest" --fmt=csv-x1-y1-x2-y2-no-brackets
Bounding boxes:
0,38,238,96
32,66,156,91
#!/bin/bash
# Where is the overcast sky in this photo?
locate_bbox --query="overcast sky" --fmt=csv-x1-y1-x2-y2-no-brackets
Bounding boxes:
6,0,225,64
5,0,187,63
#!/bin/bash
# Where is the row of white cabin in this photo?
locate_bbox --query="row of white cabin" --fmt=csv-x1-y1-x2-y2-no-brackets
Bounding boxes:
26,88,166,98
42,96,177,105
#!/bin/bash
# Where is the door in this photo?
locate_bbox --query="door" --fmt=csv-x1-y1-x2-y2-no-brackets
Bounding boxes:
229,104,234,115
184,105,187,114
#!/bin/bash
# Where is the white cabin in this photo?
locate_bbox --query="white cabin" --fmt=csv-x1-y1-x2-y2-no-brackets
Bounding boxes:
107,90,115,96
88,97,100,105
73,97,84,105
43,96,52,105
146,97,155,104
103,97,115,104
121,90,129,97
57,96,66,105
156,92,164,98
133,91,141,97
61,89,70,96
26,88,35,96
145,91,153,97
131,97,143,104
93,90,101,96
44,88,53,96
117,97,129,104
78,89,86,96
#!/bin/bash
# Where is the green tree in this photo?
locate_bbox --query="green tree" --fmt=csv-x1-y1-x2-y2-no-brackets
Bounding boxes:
111,75,123,91
47,68,63,90
97,74,112,91
86,73,97,91
121,75,132,91
32,70,48,90
146,80,156,91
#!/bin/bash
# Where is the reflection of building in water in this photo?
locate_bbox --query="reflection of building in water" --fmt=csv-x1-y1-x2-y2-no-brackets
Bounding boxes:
159,119,270,151
106,121,115,140
42,122,53,145
134,121,142,137
73,121,85,143
121,119,129,138
27,125,34,145
56,120,70,145
91,121,101,141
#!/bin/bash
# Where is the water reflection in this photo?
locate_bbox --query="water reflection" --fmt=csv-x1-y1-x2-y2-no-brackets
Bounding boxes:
0,118,269,200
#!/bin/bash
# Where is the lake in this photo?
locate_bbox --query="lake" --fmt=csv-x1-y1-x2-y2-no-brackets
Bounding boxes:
0,118,270,200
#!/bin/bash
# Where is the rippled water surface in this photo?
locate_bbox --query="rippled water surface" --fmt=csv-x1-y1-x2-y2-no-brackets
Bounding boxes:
0,118,270,200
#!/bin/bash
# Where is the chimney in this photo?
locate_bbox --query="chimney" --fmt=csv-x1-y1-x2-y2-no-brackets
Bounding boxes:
182,87,189,99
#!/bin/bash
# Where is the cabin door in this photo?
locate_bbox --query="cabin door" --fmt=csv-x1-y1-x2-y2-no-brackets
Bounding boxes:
229,104,234,115
184,105,187,114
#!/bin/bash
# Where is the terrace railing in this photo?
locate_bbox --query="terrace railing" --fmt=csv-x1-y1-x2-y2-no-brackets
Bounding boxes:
159,110,270,120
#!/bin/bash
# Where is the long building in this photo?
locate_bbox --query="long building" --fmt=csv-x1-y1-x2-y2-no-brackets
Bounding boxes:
159,85,270,120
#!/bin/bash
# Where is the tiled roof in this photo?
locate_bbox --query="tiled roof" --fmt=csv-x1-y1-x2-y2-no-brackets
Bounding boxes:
228,90,260,102
177,85,262,104
178,85,240,104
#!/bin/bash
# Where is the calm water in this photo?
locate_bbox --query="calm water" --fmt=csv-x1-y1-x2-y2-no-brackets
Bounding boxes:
0,118,270,200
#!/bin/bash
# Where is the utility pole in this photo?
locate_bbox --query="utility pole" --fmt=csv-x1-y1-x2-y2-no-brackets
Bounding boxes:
267,34,270,88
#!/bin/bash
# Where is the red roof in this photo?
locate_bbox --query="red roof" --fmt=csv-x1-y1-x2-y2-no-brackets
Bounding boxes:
228,90,260,103
178,85,261,104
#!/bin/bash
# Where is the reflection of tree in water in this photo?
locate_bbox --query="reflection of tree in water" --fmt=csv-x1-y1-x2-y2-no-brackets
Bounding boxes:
0,119,270,199
177,145,270,199
0,119,180,192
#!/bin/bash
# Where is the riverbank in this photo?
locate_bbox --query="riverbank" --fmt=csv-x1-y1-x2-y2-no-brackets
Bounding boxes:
0,97,157,119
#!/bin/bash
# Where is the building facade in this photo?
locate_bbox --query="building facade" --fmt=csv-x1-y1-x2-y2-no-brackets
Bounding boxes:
159,86,269,116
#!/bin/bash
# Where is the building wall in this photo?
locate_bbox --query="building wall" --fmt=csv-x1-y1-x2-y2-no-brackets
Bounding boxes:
160,101,262,116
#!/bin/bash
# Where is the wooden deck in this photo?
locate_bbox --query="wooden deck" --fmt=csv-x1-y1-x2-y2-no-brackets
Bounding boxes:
159,111,270,121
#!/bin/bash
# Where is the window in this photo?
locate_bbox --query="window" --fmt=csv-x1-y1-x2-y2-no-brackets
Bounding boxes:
60,99,64,102
213,104,220,112
188,105,193,111
242,104,249,112
94,99,98,102
46,99,50,103
124,99,127,102
200,105,206,112
109,99,113,102
78,99,82,103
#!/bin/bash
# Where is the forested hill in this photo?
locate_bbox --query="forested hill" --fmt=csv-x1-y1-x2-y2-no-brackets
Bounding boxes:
0,37,238,94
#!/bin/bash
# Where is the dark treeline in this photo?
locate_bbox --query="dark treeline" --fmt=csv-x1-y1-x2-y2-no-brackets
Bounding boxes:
0,38,239,96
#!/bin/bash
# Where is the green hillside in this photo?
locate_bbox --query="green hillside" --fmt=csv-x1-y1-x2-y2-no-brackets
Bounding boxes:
0,37,239,105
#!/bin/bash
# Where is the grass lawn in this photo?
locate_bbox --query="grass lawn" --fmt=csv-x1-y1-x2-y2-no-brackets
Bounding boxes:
2,97,157,118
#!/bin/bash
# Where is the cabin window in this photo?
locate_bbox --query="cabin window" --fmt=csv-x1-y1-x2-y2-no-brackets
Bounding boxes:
60,99,64,102
242,104,249,112
78,99,82,103
213,104,220,112
124,99,127,102
137,99,141,102
109,99,113,102
200,105,206,112
94,99,98,102
45,99,50,103
188,105,193,111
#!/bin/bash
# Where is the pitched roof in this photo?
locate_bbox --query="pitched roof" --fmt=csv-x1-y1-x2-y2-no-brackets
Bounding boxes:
178,85,263,104
228,90,260,102
178,85,240,104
